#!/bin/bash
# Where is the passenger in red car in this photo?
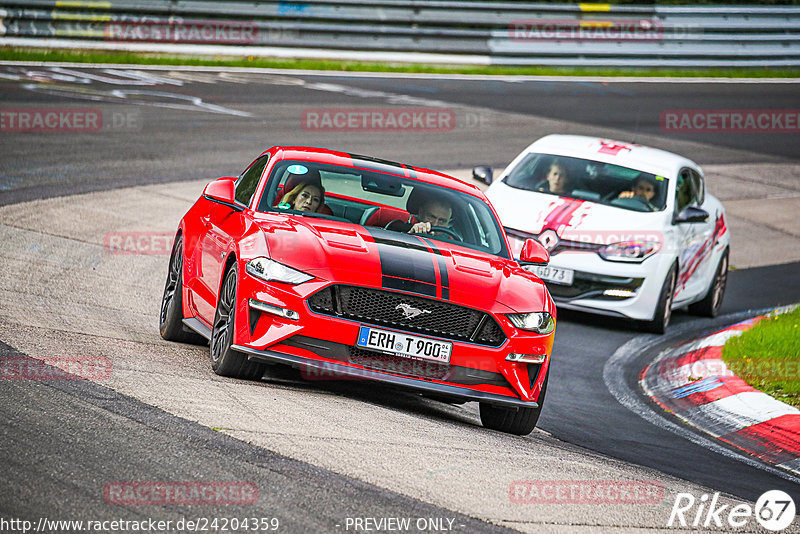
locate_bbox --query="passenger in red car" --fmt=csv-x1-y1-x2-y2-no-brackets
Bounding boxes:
281,182,325,212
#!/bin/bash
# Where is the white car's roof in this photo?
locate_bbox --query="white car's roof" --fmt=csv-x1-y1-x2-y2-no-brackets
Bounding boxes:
521,134,700,178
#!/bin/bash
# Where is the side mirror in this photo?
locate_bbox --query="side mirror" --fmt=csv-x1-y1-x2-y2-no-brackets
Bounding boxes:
203,177,236,205
519,238,549,265
673,205,709,224
472,166,493,185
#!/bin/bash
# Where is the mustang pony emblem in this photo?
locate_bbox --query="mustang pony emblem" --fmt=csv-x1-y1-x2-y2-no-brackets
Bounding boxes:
395,303,432,320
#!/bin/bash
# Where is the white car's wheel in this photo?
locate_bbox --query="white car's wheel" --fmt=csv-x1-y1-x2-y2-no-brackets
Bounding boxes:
689,248,729,318
642,264,677,335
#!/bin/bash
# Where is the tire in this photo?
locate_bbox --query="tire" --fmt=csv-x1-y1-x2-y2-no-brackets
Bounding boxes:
159,235,206,344
688,248,729,318
210,263,266,380
642,263,677,335
479,371,548,435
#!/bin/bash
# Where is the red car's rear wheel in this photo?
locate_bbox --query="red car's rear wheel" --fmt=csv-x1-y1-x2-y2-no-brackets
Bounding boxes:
159,235,205,344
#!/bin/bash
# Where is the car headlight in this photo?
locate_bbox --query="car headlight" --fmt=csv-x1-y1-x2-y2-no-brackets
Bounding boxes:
598,240,660,263
506,312,555,334
245,257,313,284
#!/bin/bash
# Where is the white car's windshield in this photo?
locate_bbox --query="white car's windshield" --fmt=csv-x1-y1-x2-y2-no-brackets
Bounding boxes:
257,160,510,258
503,153,669,212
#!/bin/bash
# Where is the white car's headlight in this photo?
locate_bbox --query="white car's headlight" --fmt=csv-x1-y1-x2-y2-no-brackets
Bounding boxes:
598,240,660,263
245,257,313,284
506,312,555,334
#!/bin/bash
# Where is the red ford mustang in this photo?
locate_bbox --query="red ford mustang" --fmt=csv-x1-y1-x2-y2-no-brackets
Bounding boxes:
159,146,556,435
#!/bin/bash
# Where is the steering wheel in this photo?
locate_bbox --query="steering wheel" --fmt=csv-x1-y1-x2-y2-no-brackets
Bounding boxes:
384,219,406,231
611,195,656,212
427,226,463,241
627,196,657,211
383,220,463,241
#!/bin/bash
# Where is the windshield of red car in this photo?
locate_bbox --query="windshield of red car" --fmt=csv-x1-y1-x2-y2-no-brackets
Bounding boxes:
255,160,510,258
503,153,669,212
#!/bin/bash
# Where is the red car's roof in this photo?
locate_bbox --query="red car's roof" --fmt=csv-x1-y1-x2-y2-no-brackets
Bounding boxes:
260,145,483,197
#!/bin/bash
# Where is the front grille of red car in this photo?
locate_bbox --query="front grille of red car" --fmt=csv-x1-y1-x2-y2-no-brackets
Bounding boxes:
308,285,506,347
348,346,451,380
281,336,511,388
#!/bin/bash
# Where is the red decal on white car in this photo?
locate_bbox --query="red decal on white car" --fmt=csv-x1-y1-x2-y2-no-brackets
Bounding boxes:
598,140,635,156
542,198,587,235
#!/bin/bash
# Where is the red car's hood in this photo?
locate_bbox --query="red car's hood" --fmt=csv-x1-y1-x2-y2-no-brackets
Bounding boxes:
253,214,550,314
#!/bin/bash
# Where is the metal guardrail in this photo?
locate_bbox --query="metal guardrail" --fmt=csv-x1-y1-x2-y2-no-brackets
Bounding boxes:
1,1,799,67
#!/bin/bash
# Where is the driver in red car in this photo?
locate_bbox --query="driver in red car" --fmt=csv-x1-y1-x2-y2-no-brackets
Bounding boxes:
409,197,452,236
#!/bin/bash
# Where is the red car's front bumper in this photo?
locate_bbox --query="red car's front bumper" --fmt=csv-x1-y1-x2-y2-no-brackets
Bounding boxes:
216,269,555,407
219,269,554,408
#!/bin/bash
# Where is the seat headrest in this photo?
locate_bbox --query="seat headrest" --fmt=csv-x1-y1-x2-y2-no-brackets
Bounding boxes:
284,168,322,194
406,187,427,215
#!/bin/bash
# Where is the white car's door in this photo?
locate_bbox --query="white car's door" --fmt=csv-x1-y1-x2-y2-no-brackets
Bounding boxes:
673,168,714,303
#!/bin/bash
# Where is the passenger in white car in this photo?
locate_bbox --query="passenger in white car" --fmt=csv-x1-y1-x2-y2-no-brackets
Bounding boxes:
538,160,573,195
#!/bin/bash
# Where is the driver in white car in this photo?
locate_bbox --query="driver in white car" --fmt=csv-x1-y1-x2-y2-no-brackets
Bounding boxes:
617,175,657,209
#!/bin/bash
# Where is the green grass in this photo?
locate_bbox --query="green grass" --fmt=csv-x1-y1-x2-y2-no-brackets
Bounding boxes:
722,306,800,408
3,47,800,78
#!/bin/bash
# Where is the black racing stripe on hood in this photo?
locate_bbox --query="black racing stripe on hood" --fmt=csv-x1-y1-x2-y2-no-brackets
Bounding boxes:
367,228,437,297
418,236,450,301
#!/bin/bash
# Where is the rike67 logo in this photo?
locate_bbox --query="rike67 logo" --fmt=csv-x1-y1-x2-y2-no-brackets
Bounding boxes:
668,490,796,531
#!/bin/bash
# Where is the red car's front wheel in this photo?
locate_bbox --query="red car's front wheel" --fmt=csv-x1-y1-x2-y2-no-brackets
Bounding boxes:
479,371,547,435
210,263,267,380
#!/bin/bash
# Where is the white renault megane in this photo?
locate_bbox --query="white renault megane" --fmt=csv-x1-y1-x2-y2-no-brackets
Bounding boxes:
477,135,730,333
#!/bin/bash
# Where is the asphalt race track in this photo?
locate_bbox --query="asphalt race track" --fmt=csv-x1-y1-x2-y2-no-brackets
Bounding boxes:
1,65,800,532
